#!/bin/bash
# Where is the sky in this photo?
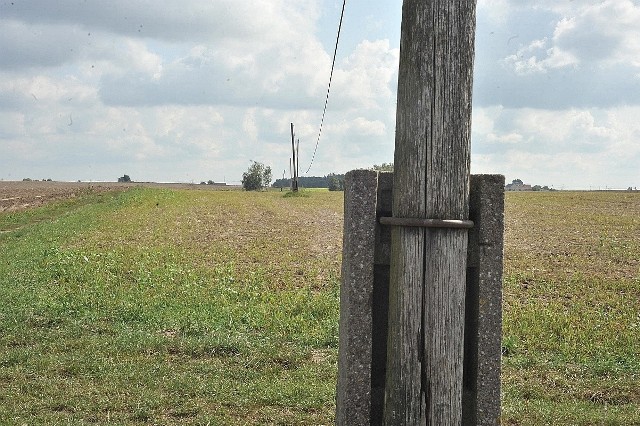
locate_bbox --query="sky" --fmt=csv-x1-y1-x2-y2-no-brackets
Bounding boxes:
1,0,639,189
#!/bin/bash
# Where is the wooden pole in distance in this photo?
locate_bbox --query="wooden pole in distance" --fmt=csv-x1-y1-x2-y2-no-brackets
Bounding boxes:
289,158,293,190
290,123,298,192
296,138,300,188
384,1,477,425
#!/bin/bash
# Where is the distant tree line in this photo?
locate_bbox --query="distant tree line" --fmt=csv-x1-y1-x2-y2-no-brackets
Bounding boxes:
272,173,345,190
532,185,554,191
328,175,345,191
270,164,393,191
372,163,394,172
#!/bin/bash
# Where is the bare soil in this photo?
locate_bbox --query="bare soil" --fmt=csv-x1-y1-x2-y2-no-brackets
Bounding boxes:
0,181,239,213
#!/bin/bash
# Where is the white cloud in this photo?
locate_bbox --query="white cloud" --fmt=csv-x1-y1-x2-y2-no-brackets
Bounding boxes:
503,37,579,75
471,105,640,188
0,0,638,189
0,0,320,44
502,0,640,75
333,39,399,109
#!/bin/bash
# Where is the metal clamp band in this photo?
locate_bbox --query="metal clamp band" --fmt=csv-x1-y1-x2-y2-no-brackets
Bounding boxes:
379,216,473,229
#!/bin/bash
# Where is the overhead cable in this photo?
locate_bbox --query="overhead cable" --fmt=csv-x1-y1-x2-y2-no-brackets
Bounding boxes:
304,0,346,175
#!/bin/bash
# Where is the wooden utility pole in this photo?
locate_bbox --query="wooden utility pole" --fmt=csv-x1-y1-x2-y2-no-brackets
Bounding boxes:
296,138,300,184
384,1,477,425
289,159,293,188
290,123,299,192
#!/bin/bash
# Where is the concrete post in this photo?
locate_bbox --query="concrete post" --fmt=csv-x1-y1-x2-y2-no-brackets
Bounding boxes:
336,169,378,426
463,174,505,425
337,172,504,426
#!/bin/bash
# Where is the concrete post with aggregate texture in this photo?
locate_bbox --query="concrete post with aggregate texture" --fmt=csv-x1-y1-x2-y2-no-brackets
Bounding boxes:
336,169,378,426
337,172,504,426
462,174,505,425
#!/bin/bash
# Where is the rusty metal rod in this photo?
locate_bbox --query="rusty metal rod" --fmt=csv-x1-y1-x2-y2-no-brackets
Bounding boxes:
379,216,474,229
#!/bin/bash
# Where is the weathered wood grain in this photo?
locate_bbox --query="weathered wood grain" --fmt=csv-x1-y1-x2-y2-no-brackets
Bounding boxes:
384,1,477,424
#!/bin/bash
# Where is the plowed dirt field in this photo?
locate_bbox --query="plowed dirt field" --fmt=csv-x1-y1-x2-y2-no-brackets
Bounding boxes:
0,181,237,212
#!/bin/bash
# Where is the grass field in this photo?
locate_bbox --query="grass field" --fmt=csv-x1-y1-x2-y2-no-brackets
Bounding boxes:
1,186,638,425
501,191,640,425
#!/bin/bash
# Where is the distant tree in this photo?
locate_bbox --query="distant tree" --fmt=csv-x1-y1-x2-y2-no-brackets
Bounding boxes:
200,181,207,185
512,178,524,185
372,163,394,172
328,175,345,191
207,180,215,185
532,185,542,191
262,166,272,189
242,161,272,191
22,178,32,181
118,174,131,183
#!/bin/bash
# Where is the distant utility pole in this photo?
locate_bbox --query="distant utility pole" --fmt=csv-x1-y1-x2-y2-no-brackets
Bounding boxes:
290,123,299,192
296,138,300,184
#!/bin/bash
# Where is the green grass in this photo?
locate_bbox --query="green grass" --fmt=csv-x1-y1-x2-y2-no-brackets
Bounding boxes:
502,191,640,425
1,187,639,424
0,187,343,425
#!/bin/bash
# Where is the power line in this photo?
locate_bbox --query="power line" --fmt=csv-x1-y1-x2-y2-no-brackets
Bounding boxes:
304,0,346,175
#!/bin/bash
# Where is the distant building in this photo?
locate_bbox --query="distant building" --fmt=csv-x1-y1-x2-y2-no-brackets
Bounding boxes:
505,179,532,191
